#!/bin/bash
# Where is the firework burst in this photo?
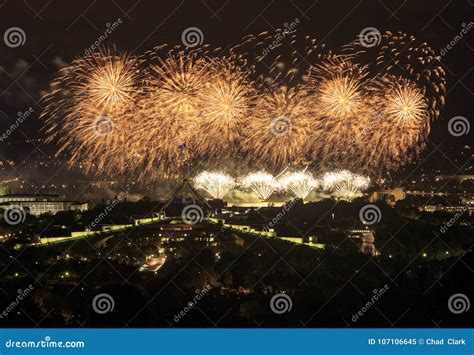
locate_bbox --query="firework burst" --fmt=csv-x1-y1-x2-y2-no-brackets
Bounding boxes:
280,170,318,199
194,171,236,199
41,48,143,176
41,29,446,182
241,85,314,168
241,171,279,201
322,170,370,200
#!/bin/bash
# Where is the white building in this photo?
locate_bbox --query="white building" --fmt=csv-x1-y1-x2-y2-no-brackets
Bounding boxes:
0,194,88,216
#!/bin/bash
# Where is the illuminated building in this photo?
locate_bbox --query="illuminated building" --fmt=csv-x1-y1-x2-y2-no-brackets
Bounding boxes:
0,194,88,216
421,204,473,216
370,187,406,206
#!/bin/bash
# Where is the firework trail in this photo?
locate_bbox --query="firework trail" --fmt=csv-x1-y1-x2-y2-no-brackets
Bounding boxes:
322,170,370,201
194,171,236,199
280,170,318,199
343,31,446,121
41,29,446,182
41,48,144,177
241,171,279,201
241,85,314,168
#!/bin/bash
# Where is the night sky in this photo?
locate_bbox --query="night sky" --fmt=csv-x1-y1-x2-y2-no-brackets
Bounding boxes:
0,0,472,186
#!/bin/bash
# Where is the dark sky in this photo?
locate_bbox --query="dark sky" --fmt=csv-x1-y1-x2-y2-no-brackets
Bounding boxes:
0,0,473,182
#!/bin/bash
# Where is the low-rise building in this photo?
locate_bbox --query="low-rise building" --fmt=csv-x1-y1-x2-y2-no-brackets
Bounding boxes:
0,194,88,216
370,187,406,206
